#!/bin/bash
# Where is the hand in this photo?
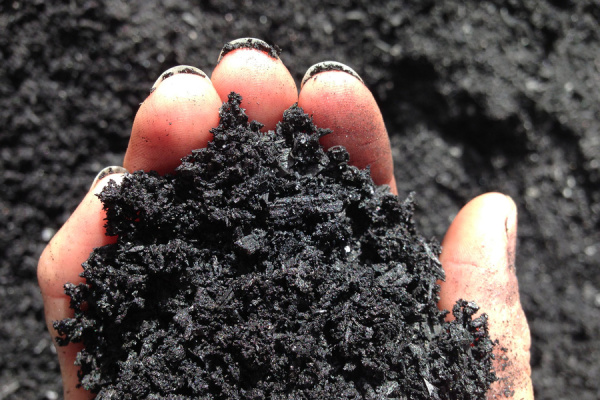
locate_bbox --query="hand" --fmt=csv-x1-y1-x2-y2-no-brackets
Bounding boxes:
38,38,533,399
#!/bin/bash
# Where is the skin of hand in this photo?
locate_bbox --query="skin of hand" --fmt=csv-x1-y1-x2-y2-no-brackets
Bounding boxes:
37,38,533,400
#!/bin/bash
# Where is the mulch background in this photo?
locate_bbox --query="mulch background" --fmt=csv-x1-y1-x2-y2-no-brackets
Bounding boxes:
1,1,599,399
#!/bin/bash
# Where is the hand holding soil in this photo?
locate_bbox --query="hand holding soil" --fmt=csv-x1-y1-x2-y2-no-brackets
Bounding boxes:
37,38,533,399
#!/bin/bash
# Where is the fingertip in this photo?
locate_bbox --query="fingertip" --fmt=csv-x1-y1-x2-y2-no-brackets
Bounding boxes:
439,192,533,399
438,192,519,316
217,37,281,63
90,166,128,191
124,70,222,174
150,65,208,93
440,192,516,272
211,38,298,130
300,61,364,89
298,64,394,187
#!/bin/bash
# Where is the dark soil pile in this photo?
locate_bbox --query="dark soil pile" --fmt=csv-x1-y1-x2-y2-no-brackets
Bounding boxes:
55,94,496,399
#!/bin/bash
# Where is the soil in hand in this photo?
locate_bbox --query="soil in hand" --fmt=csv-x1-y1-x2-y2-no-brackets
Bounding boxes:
55,93,496,399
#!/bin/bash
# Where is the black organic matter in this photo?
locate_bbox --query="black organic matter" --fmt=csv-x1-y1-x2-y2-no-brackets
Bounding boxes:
55,94,496,399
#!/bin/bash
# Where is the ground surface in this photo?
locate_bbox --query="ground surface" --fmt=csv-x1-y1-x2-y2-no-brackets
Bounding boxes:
0,1,598,399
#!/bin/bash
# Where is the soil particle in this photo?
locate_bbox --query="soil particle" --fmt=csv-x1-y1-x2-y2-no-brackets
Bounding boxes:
55,94,496,399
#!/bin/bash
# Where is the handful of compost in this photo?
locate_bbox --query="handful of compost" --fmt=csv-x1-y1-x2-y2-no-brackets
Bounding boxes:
55,94,496,399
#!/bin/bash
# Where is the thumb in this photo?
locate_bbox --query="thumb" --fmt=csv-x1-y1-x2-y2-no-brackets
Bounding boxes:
438,193,533,399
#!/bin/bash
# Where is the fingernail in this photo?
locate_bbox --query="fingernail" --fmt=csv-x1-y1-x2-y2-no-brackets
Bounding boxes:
504,195,518,272
90,166,128,190
301,61,364,89
150,65,208,93
217,38,281,63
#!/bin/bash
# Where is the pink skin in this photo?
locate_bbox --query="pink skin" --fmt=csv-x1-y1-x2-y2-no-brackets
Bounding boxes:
38,40,533,399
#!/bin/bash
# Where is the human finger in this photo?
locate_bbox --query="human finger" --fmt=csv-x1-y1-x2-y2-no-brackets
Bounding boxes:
298,62,396,193
38,171,125,400
438,193,533,399
211,38,298,131
123,66,222,174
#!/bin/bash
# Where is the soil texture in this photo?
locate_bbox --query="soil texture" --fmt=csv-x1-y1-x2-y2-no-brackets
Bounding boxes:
55,94,496,399
1,1,599,399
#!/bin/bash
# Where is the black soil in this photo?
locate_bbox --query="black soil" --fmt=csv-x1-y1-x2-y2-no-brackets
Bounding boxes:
1,1,599,400
55,94,495,399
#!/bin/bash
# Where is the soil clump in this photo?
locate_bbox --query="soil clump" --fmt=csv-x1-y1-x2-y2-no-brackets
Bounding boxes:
55,94,496,399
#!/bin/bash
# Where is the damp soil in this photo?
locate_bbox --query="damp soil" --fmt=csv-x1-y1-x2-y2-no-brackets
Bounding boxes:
1,1,599,400
55,94,496,399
